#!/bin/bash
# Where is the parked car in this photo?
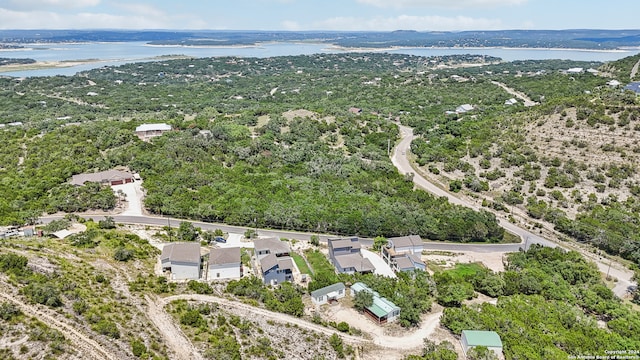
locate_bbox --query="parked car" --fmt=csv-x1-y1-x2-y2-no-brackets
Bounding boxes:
214,236,226,243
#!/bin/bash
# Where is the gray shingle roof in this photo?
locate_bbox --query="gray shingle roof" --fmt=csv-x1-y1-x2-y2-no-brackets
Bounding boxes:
254,237,290,255
161,243,201,264
334,253,374,272
388,235,422,249
70,169,134,186
208,247,241,266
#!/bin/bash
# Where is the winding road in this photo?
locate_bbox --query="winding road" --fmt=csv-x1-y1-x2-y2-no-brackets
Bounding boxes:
391,124,636,297
41,123,636,298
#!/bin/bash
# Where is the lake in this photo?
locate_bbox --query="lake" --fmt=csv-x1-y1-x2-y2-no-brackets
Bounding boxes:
1,41,639,77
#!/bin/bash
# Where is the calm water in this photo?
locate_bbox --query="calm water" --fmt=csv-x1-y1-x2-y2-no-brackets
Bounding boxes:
1,41,639,77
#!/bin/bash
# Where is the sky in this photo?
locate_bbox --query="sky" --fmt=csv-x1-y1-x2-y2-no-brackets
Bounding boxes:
0,0,638,31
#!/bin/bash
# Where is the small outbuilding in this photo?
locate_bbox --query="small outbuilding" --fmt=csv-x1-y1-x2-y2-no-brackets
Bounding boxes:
350,282,400,324
461,330,503,357
310,282,346,305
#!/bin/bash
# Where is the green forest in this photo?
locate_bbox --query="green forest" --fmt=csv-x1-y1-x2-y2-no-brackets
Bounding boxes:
1,52,640,264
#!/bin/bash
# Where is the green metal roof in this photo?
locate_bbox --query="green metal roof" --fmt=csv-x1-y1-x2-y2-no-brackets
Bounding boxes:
462,330,503,348
310,282,345,298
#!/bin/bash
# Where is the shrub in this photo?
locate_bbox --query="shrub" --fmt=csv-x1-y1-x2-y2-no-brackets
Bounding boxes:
92,319,120,339
131,339,147,358
336,321,350,332
112,247,132,262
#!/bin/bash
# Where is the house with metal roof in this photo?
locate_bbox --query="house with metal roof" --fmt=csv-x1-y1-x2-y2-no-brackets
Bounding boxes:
310,282,346,305
207,247,242,281
161,243,202,280
350,282,400,324
461,330,503,357
135,123,172,141
624,81,640,94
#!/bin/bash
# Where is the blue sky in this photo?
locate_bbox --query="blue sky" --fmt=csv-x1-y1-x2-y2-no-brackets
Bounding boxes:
0,0,637,31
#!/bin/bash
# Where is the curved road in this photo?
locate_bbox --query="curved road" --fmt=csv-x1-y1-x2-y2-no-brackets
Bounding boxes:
41,125,636,297
391,124,636,297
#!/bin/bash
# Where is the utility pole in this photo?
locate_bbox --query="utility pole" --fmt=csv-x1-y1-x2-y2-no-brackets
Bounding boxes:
167,215,172,242
606,258,612,281
387,138,390,157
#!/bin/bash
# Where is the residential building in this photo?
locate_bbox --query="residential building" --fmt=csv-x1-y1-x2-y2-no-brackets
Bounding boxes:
254,237,291,259
328,237,374,274
310,282,346,306
350,282,400,324
504,98,518,105
461,330,503,357
382,235,425,273
70,169,134,186
456,104,474,113
349,107,362,114
253,237,294,285
161,243,202,280
260,253,294,285
135,123,172,141
208,247,242,281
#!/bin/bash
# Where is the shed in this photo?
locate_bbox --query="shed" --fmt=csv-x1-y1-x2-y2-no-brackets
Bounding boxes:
310,282,346,305
461,330,503,356
350,282,400,324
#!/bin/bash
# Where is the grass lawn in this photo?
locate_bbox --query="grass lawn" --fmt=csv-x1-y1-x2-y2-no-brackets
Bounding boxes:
304,249,340,283
291,252,311,275
445,262,487,280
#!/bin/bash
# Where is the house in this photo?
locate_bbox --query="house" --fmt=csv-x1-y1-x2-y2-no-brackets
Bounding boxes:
607,80,621,87
382,235,426,273
504,98,518,106
350,282,400,324
70,169,134,186
310,282,346,305
161,243,202,280
207,247,242,281
50,229,73,239
456,104,474,113
328,237,375,274
349,107,362,115
259,253,294,285
461,330,503,357
254,237,290,259
566,67,584,74
253,237,294,285
135,123,172,141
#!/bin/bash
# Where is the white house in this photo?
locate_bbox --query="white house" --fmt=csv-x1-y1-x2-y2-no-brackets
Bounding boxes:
135,123,172,141
504,98,518,105
456,104,474,113
311,282,346,305
208,247,242,281
461,330,503,357
161,243,201,280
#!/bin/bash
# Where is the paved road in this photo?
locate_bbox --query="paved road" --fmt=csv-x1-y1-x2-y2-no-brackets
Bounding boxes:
391,124,636,297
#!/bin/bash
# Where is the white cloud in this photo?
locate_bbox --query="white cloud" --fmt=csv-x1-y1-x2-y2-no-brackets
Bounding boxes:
0,8,207,29
281,20,301,30
355,0,527,8
3,0,100,10
312,15,502,31
111,2,166,18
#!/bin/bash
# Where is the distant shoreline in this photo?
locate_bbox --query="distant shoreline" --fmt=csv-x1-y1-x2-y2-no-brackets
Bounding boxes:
144,41,635,54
